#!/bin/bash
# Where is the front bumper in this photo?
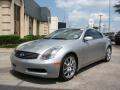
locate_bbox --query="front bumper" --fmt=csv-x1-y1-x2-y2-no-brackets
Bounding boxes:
11,54,61,78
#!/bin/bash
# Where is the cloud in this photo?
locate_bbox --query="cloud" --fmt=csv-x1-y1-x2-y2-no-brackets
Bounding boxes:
55,0,115,9
55,0,110,21
90,13,109,21
114,16,120,21
55,0,117,30
68,10,89,22
68,10,108,23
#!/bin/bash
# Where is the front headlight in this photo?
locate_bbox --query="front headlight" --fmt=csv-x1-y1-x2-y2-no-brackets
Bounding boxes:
41,47,62,60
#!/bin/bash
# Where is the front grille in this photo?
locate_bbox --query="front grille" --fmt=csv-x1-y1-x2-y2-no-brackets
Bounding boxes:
15,50,39,59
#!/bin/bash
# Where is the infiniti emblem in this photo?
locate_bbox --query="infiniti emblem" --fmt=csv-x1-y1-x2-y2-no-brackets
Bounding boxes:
19,53,25,57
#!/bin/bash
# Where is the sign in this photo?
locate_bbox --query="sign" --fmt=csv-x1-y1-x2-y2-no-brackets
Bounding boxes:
89,19,94,28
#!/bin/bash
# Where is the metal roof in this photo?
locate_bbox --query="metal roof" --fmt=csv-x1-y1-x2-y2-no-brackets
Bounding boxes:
40,7,51,22
24,0,51,22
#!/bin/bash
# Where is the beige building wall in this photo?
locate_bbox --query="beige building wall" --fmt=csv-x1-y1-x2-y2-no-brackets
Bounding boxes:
11,0,15,35
19,0,25,38
39,22,49,36
39,22,43,36
24,15,30,36
0,0,24,37
33,19,37,36
0,0,51,38
0,0,31,38
0,0,14,35
49,17,58,33
0,1,1,33
13,0,25,38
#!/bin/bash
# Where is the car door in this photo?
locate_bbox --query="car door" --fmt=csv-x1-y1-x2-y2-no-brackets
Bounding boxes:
82,29,103,66
92,31,106,59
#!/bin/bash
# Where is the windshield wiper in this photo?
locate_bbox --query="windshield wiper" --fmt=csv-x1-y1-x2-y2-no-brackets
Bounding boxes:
44,37,51,39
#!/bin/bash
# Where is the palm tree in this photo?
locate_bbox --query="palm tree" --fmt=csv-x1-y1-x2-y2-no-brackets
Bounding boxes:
114,1,120,14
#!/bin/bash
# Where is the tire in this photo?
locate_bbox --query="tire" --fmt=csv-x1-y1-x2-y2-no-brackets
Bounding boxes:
104,47,112,62
59,54,77,81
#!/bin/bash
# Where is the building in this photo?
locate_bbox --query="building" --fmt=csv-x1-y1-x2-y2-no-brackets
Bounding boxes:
88,19,94,28
49,16,59,33
0,0,51,38
49,17,67,33
58,22,66,29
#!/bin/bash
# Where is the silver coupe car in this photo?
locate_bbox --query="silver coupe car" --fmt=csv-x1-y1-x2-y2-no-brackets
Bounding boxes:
11,28,112,81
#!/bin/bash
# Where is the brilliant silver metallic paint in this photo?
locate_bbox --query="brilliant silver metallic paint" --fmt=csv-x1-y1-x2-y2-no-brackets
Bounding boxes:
11,29,112,78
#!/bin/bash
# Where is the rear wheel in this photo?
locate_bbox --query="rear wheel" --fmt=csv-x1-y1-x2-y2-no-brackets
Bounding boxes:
104,47,112,62
59,54,77,81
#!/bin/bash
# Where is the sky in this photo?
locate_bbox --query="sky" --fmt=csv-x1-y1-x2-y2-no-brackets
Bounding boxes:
35,0,120,32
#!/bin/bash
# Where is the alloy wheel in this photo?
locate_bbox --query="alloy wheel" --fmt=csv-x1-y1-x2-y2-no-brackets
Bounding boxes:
62,56,77,79
106,48,112,61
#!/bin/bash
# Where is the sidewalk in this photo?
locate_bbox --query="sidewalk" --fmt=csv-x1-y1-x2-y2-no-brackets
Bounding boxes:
0,48,14,53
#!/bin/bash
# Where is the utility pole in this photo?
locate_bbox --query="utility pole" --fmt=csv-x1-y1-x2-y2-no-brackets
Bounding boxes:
63,8,66,22
99,14,103,32
109,0,111,32
63,7,69,28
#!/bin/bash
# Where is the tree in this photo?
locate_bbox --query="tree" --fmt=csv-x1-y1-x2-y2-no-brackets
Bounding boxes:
114,1,120,14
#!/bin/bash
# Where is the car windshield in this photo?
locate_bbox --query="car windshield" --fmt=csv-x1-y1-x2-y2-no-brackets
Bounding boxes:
44,29,83,40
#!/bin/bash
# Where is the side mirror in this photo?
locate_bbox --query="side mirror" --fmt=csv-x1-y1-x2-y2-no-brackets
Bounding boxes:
84,36,93,41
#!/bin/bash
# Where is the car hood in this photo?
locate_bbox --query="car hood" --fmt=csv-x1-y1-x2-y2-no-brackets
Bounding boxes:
16,39,72,53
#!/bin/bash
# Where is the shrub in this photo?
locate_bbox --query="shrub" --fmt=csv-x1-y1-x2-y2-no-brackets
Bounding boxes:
0,35,47,48
0,35,20,45
23,35,46,41
23,35,40,41
0,44,18,48
39,35,46,39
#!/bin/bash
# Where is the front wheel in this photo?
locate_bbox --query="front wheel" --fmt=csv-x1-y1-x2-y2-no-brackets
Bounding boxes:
104,47,112,62
59,54,77,81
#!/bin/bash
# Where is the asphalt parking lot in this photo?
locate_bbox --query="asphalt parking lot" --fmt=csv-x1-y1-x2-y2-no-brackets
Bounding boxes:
0,44,120,90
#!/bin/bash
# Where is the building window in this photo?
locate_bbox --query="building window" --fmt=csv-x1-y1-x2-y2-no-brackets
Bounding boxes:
37,21,39,36
29,17,33,35
14,4,20,36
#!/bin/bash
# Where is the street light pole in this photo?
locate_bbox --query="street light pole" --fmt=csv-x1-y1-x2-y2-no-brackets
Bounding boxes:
99,14,103,32
109,0,111,32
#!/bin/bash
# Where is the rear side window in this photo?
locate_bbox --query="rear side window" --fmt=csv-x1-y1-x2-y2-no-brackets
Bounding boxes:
84,30,93,37
84,29,103,39
92,30,103,39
